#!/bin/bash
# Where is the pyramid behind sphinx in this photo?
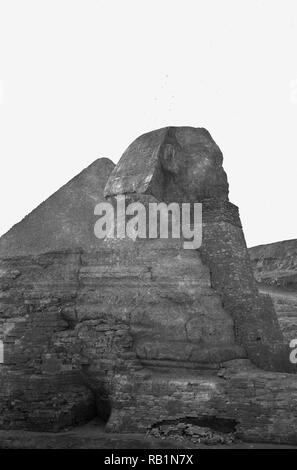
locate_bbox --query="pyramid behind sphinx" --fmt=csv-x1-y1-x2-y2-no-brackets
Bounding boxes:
0,157,115,257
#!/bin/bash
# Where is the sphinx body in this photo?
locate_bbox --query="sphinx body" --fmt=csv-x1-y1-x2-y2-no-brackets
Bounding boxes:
0,127,296,444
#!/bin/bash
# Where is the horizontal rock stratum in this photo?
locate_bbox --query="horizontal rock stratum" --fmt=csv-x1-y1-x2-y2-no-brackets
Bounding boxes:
249,240,297,343
0,127,297,445
249,239,297,290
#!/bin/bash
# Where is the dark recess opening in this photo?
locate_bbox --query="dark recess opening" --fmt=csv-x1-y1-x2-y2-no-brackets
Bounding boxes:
96,396,112,423
151,416,238,434
81,368,112,424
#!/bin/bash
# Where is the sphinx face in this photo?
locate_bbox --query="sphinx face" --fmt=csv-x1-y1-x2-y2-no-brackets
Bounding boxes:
160,127,229,202
104,126,229,203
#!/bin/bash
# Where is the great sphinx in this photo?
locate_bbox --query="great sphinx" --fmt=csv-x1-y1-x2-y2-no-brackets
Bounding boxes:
104,126,289,372
0,126,297,444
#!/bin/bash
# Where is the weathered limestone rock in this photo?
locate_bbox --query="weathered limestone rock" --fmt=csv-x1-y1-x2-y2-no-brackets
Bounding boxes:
0,127,297,445
0,158,115,430
105,127,289,372
105,127,229,202
263,288,297,343
249,239,297,289
249,240,297,342
79,240,246,367
107,361,297,445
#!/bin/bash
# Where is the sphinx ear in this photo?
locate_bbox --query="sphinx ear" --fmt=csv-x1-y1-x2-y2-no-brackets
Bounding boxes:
160,143,180,174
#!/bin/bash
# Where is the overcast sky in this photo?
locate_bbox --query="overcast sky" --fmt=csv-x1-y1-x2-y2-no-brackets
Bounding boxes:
1,0,297,247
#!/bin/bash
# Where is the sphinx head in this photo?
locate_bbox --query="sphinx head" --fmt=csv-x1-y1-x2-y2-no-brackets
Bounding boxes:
104,126,229,203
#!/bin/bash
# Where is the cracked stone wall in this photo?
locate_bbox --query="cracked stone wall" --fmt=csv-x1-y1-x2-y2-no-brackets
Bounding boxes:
0,239,244,430
2,246,297,443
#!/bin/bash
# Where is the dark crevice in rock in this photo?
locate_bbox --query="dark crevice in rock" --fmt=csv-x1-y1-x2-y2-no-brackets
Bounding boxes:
150,416,238,434
79,371,112,424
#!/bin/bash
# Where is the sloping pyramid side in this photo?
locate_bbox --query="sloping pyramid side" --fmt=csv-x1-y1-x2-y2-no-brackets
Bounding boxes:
0,158,115,257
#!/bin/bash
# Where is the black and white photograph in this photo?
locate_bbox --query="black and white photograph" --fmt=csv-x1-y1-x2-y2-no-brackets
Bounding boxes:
1,0,297,459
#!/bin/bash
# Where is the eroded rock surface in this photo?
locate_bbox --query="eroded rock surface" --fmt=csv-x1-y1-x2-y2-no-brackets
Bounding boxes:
105,127,289,372
249,239,297,289
0,127,297,445
104,127,229,202
249,240,297,342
